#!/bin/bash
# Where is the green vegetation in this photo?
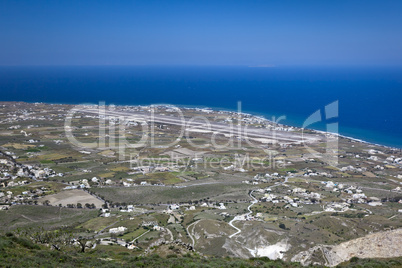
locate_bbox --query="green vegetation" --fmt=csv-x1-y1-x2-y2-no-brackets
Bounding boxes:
1,233,401,267
1,103,402,267
0,205,98,232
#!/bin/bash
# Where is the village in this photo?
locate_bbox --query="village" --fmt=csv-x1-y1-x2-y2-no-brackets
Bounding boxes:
0,102,401,266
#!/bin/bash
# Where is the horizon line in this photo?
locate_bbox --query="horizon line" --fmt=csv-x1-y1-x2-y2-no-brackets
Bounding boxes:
1,64,402,68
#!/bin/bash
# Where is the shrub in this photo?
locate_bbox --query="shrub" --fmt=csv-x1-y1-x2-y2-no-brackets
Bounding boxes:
350,256,359,262
10,236,40,250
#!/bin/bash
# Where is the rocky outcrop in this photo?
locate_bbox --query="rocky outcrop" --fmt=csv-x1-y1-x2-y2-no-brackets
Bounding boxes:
292,228,402,266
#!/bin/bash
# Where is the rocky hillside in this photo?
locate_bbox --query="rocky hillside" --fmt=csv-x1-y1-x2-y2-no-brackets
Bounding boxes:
292,228,402,266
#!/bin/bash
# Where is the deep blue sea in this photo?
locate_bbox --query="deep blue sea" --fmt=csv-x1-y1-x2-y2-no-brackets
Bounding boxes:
1,66,401,148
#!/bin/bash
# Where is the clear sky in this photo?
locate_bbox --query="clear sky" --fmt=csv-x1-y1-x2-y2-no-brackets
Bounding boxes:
1,0,402,66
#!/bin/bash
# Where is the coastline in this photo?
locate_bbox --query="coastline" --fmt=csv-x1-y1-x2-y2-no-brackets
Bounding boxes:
2,100,401,151
176,104,402,151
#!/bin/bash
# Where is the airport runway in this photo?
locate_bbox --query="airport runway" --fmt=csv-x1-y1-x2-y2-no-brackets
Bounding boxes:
81,108,323,144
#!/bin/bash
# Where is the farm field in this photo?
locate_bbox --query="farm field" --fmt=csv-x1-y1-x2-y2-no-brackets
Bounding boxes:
0,102,401,267
37,189,104,208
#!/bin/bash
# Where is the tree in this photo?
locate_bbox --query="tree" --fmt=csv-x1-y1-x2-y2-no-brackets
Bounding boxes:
75,236,93,253
18,227,73,252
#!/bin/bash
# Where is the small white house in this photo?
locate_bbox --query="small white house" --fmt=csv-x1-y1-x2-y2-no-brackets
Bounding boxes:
109,226,127,234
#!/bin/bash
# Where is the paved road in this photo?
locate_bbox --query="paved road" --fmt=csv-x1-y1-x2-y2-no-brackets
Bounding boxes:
130,230,150,244
95,220,120,238
228,177,289,238
229,190,258,238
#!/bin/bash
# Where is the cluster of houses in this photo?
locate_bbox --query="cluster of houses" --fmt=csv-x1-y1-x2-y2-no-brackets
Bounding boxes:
100,221,166,250
64,177,123,189
2,107,63,124
347,150,402,171
303,170,333,178
69,176,172,189
0,186,52,205
324,202,351,212
0,151,60,183
243,172,285,185
258,187,320,208
219,111,296,132
130,165,173,175
0,149,67,206
122,179,164,187
223,164,247,173
321,181,387,206
109,226,128,234
385,155,402,164
100,205,148,217
340,165,367,173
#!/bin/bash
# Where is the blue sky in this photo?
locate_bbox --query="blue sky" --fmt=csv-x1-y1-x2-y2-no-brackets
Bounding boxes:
1,0,402,66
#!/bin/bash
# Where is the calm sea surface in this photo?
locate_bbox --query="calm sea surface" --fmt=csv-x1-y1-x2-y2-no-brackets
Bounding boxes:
1,66,401,148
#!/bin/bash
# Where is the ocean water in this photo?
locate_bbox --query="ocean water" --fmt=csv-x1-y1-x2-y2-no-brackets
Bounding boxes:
1,66,401,148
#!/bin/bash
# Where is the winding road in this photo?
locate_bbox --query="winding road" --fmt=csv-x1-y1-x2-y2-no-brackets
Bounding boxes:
228,177,289,238
186,220,200,247
229,190,258,238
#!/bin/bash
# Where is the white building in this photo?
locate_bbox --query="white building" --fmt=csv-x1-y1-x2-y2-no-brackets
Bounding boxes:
109,226,127,234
